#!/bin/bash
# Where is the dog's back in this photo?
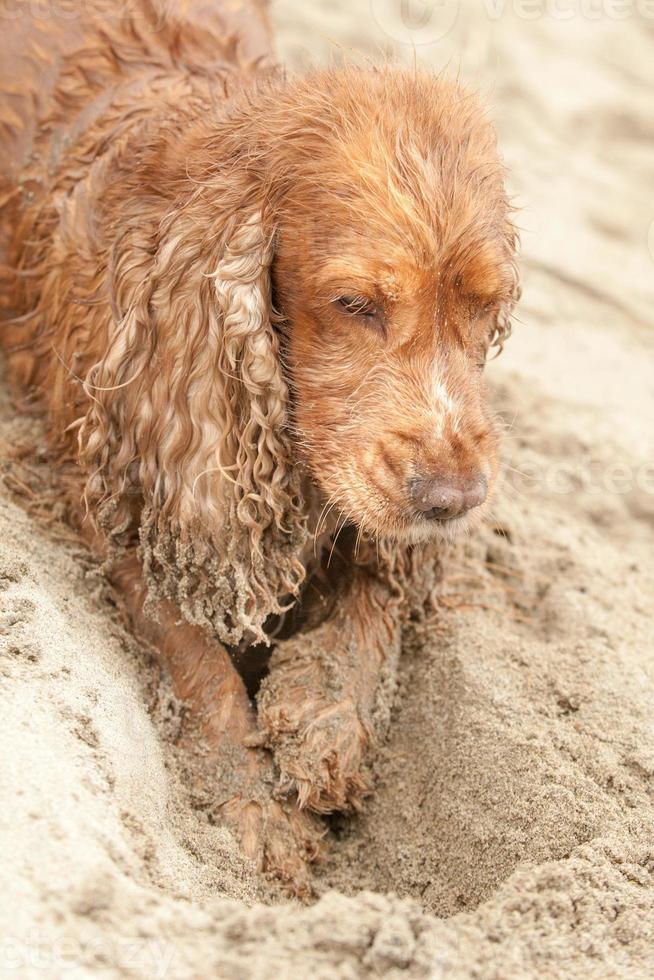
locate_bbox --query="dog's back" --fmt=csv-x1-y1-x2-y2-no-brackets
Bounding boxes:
0,0,273,414
0,0,271,265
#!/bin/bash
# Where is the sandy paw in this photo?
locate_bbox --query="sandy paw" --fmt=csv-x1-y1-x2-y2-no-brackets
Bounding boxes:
220,794,325,896
256,694,373,814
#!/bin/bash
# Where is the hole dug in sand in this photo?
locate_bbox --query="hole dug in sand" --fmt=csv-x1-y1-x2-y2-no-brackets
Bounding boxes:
2,374,654,976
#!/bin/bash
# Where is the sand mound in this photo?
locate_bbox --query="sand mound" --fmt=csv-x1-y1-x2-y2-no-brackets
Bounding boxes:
1,2,653,977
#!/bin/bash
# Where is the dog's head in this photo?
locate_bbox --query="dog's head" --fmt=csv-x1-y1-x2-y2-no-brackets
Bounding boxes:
89,66,519,639
259,69,519,542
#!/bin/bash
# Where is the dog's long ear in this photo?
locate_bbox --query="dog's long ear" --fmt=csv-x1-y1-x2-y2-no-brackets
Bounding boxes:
80,204,307,644
491,221,521,355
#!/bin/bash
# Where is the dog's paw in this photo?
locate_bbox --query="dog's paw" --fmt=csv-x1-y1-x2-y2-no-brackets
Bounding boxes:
220,794,325,896
256,690,373,814
185,733,325,895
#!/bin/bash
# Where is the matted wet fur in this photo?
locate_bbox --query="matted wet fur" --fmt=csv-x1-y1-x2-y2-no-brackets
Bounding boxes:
0,0,519,891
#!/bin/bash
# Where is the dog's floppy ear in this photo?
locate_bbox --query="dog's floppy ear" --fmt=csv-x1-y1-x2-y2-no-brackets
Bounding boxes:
491,222,521,355
80,203,307,644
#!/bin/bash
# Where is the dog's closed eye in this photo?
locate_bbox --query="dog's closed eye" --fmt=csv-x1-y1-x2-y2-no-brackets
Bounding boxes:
333,295,384,330
470,295,503,320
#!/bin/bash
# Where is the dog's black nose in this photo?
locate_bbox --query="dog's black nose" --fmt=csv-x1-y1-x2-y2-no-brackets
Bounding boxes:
410,473,488,521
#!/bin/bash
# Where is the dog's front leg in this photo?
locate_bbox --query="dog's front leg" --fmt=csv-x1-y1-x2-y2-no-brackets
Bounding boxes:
109,554,323,893
256,572,403,813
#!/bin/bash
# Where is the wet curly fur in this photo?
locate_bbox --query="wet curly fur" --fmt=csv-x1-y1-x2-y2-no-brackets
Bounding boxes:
0,0,519,889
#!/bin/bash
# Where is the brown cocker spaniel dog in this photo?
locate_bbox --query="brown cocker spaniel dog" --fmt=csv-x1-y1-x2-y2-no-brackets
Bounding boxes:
0,0,519,892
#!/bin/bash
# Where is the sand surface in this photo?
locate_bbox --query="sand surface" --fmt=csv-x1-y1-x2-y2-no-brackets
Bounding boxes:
1,2,654,977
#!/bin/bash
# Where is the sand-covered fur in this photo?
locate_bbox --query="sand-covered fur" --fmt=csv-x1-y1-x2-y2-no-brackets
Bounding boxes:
1,1,653,977
0,0,523,886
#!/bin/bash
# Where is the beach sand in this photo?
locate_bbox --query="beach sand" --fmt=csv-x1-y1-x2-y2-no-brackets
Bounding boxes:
1,2,653,976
